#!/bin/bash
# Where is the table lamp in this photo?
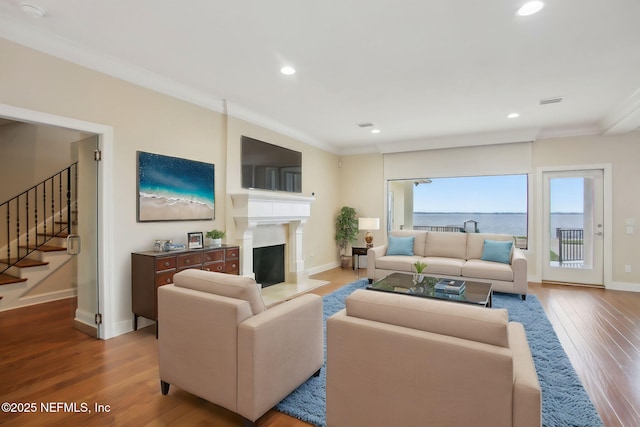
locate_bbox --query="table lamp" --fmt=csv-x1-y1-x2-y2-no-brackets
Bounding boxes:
359,217,380,248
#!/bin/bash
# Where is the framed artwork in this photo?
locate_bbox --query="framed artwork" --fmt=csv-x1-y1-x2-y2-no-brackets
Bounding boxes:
137,151,215,222
187,232,204,249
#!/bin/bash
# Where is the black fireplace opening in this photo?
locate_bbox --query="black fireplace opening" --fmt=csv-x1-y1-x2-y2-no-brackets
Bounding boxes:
253,244,285,288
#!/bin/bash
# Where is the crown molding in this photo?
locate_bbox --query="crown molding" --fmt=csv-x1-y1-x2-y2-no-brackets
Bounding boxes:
536,125,601,140
224,102,338,153
0,15,346,154
375,128,540,154
0,15,225,113
600,87,640,135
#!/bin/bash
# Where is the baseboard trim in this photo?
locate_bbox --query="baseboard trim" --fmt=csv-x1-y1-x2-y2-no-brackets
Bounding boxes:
606,281,640,292
307,261,341,276
0,289,78,312
73,319,97,337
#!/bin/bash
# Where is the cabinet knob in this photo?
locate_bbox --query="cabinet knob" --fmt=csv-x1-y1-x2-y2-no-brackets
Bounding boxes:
165,278,171,283
217,266,223,271
185,258,190,263
165,261,170,267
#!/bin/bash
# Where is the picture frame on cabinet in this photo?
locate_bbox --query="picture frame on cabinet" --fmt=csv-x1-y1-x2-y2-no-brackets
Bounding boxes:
187,232,203,249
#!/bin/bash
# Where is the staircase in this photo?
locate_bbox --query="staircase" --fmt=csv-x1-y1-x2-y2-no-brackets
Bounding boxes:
0,163,77,310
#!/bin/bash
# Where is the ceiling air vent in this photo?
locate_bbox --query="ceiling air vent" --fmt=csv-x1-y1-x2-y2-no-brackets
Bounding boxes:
539,97,564,105
357,122,374,128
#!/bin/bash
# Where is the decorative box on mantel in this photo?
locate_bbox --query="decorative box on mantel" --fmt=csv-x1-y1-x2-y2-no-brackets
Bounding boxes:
231,192,314,284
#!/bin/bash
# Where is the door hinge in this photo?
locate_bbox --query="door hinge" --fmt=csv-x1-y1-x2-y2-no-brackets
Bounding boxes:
94,150,102,161
95,313,103,325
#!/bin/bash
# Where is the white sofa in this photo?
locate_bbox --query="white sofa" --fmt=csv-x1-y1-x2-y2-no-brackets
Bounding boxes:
367,230,528,299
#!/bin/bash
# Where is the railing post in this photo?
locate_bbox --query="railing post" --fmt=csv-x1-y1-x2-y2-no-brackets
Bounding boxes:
556,227,563,265
67,166,72,236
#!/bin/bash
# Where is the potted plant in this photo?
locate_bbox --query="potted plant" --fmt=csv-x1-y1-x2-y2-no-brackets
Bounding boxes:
413,261,428,284
335,206,358,268
205,229,226,247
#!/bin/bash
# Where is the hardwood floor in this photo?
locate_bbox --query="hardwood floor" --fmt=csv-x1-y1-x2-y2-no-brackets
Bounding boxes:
1,269,638,426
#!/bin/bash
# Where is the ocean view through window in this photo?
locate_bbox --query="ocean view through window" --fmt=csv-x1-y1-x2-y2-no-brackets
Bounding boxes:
411,175,530,247
387,175,530,248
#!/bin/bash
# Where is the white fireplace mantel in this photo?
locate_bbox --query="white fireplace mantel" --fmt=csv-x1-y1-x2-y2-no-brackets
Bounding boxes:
231,192,314,284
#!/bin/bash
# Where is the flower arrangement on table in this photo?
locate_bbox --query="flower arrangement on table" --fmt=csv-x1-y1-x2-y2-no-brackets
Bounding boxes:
413,261,428,284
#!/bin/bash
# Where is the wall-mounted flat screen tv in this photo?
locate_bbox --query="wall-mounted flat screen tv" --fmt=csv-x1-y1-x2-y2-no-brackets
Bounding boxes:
241,136,302,193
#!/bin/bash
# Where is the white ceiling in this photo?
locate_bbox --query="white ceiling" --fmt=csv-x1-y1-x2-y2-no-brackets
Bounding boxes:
1,0,640,154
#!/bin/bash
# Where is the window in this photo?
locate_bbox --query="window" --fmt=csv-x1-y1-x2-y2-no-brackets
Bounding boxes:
387,174,528,248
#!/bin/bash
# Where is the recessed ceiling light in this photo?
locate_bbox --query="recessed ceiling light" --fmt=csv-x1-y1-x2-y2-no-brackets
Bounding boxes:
20,2,46,18
507,113,520,119
280,66,296,76
371,129,381,134
517,1,544,16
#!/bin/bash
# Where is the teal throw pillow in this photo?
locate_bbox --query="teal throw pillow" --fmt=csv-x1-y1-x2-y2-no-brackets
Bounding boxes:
481,239,513,264
387,236,415,256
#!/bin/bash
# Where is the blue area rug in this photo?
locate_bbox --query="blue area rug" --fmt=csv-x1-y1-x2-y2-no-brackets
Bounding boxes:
275,279,604,427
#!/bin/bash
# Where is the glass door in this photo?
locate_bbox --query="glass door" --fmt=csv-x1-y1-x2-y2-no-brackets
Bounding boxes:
73,135,101,337
542,170,604,285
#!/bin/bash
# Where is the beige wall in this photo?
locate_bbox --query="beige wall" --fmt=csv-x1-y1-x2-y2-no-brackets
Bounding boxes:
1,39,226,334
226,116,341,271
0,121,86,201
533,132,640,287
338,154,385,249
0,38,347,334
1,36,638,334
341,133,640,291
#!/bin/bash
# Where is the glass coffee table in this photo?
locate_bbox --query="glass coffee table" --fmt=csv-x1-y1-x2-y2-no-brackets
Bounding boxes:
367,272,493,308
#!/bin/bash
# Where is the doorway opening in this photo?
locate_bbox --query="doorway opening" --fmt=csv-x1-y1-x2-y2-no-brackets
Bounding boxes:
0,102,113,339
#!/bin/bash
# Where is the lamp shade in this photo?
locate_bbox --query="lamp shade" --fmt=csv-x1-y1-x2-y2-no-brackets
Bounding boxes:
358,217,380,230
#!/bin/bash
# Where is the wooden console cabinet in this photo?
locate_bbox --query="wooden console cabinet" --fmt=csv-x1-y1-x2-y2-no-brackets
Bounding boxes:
131,245,240,329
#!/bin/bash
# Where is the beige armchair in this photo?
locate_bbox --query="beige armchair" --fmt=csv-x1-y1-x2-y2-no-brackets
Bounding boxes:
158,269,324,427
327,289,541,427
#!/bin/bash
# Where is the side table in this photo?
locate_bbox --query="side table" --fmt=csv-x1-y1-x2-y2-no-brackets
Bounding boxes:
352,247,369,276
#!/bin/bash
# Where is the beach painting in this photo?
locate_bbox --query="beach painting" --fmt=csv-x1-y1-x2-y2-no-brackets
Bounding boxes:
137,151,215,222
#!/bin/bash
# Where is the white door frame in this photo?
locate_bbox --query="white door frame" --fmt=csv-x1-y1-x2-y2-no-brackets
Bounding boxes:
535,164,613,288
0,102,115,339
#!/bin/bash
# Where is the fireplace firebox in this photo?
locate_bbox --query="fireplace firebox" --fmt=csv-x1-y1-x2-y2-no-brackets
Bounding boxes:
253,244,285,287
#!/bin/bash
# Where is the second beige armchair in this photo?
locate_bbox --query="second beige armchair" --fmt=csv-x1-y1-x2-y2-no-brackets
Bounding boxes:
326,289,541,427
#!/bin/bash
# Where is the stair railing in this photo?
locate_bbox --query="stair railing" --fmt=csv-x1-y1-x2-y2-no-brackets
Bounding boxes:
0,162,78,275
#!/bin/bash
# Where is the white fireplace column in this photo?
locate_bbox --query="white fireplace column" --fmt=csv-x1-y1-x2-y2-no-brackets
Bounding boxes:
231,193,314,284
235,219,259,280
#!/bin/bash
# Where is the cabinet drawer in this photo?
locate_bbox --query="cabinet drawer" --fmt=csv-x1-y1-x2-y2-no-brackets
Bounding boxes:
225,247,239,259
178,253,203,268
203,261,225,273
204,249,224,263
156,256,177,271
225,260,240,274
155,270,176,286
